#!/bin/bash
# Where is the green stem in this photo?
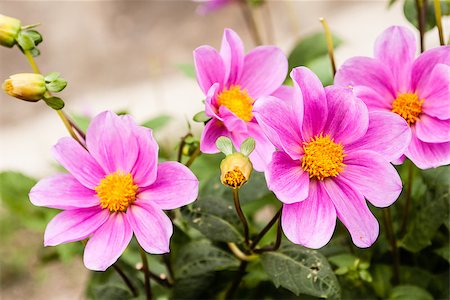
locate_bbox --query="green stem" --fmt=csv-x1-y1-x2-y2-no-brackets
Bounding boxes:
433,0,445,45
250,208,281,250
382,208,400,284
232,188,250,248
416,0,426,52
239,0,263,45
139,246,153,300
163,253,175,284
253,213,282,253
400,161,414,235
225,260,248,299
177,133,192,163
319,17,337,76
112,264,139,297
185,146,201,167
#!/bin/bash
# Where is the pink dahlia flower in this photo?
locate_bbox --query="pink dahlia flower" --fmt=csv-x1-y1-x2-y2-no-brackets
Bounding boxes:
29,111,199,271
335,26,450,169
194,0,233,15
194,28,288,171
254,67,411,248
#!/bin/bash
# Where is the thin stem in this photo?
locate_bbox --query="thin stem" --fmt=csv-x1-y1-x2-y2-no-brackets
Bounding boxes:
232,188,250,247
239,0,263,46
319,17,337,76
382,208,400,284
416,0,426,52
64,111,86,140
250,208,281,250
433,0,445,45
185,146,201,167
228,242,258,262
139,246,153,300
177,133,192,163
400,162,414,235
225,260,248,299
138,266,173,288
163,253,175,284
253,213,282,254
24,50,41,74
112,264,139,297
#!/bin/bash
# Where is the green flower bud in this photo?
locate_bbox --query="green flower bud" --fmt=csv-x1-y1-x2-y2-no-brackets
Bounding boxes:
2,73,47,102
220,152,253,189
0,14,21,48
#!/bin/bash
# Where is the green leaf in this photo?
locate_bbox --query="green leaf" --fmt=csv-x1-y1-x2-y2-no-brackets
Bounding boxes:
434,244,450,263
328,253,358,269
308,55,335,86
371,264,392,299
29,47,40,57
16,31,35,50
174,241,239,279
44,96,65,110
182,196,243,243
403,0,450,32
216,136,233,155
287,32,342,79
261,244,341,298
24,30,42,46
240,137,255,157
141,115,171,131
193,111,211,123
45,78,67,92
92,285,133,300
176,63,196,78
44,72,61,83
388,0,399,8
389,285,433,300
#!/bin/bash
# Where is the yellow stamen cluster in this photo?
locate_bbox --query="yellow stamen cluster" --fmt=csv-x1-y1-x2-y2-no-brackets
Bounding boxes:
223,167,247,188
302,134,345,180
95,171,138,212
217,85,254,122
391,93,423,125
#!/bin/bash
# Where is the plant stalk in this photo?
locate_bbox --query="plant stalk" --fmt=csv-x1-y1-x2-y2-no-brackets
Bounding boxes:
433,0,445,45
319,17,337,76
416,0,426,52
250,208,281,250
139,246,153,300
232,188,250,247
400,161,414,235
112,264,139,297
185,146,201,167
253,213,282,253
382,208,400,284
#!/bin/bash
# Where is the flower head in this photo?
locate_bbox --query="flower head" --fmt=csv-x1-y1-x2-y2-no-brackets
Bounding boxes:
3,73,47,102
194,28,288,171
254,67,411,248
220,152,253,188
0,14,21,48
335,26,450,169
29,111,199,271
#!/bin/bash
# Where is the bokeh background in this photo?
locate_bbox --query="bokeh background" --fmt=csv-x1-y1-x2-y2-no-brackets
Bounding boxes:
0,1,447,299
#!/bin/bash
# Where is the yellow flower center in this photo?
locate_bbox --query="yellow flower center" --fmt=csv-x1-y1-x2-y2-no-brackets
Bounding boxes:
391,93,423,125
302,134,346,180
95,171,138,212
223,167,247,188
217,85,254,122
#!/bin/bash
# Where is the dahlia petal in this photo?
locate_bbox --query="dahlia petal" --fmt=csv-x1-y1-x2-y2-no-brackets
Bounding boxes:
352,86,393,111
30,174,99,209
415,115,450,143
419,64,450,119
346,111,411,162
220,28,244,85
265,151,309,204
323,178,379,248
323,86,369,145
194,45,226,94
52,137,105,189
334,56,397,101
291,67,327,140
271,85,294,102
218,105,247,133
374,26,416,92
205,83,221,117
341,150,402,207
253,96,303,160
138,162,198,210
405,128,450,169
282,180,336,248
411,46,450,92
83,213,133,271
44,207,109,246
231,122,275,172
200,119,230,153
239,46,288,98
127,202,172,254
86,111,139,174
121,116,158,187
392,155,406,165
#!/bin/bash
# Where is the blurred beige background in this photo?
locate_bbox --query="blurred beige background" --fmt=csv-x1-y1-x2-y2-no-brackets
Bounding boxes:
0,1,447,299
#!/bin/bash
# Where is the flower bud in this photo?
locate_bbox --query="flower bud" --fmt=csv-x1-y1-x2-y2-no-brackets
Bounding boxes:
0,14,21,48
220,152,253,189
2,73,47,102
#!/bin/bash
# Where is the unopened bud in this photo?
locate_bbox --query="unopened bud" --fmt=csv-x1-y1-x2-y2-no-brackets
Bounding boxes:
220,152,253,189
0,14,21,48
3,73,47,102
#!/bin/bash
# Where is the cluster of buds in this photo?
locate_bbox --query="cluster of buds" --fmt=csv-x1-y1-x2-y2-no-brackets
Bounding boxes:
217,136,255,189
